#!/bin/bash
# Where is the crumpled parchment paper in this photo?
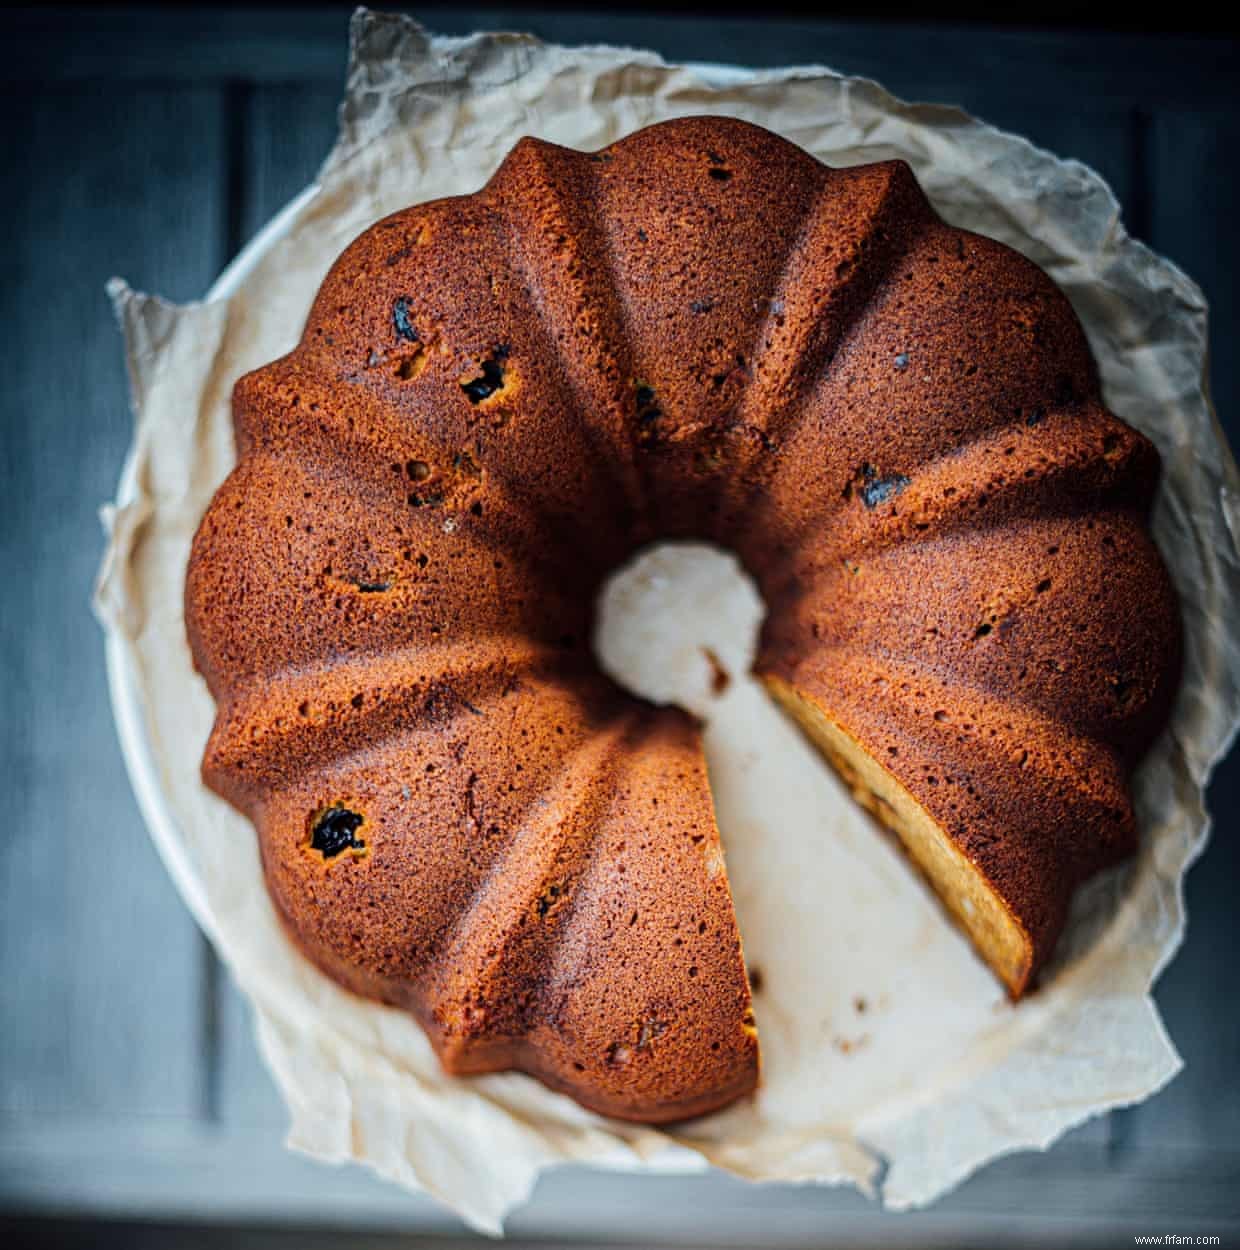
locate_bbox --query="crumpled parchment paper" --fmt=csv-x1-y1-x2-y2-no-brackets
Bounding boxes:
94,8,1240,1235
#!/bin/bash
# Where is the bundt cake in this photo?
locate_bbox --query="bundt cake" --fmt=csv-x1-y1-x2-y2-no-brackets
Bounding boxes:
186,116,1181,1123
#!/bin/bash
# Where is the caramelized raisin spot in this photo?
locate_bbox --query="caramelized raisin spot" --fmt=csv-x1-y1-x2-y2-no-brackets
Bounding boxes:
850,462,911,509
392,297,419,342
460,351,507,403
310,807,365,858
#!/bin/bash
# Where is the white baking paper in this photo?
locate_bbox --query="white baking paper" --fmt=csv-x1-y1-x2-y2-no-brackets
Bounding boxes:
95,8,1240,1235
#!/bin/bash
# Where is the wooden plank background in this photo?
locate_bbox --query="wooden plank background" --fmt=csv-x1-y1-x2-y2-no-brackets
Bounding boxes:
1,6,1237,1244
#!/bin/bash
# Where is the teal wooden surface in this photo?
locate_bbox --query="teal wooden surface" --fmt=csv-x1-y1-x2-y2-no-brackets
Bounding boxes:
0,82,225,1122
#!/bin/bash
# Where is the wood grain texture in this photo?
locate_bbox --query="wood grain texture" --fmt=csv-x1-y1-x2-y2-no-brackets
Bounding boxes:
239,83,342,238
1138,108,1240,1157
8,6,1237,115
0,1119,1235,1240
0,83,225,1119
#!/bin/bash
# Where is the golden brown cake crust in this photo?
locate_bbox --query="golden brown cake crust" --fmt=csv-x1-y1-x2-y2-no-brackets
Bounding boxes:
185,116,1180,1120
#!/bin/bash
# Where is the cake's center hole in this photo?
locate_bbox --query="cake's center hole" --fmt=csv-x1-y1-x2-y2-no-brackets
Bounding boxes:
594,542,764,719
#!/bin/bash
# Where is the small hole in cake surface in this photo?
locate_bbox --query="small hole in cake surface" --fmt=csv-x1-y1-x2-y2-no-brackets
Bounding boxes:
395,351,427,381
594,542,763,720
